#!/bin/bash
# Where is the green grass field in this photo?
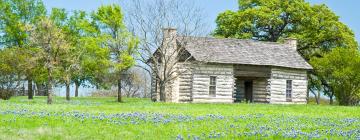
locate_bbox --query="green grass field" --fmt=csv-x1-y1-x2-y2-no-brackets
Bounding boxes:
0,96,359,140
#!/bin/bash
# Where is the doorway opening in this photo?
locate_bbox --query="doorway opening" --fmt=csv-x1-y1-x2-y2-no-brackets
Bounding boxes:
244,81,253,103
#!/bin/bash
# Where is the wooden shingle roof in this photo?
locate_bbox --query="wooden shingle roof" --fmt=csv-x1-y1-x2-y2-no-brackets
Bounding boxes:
179,36,313,70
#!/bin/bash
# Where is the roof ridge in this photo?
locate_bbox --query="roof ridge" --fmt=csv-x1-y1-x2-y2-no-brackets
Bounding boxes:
177,35,285,46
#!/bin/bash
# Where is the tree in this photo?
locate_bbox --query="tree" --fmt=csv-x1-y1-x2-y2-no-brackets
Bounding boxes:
92,4,138,102
214,0,358,103
49,8,111,100
214,0,356,52
0,0,46,47
121,68,150,98
125,0,207,102
68,10,111,98
30,17,71,104
50,8,75,101
308,74,322,105
75,33,111,97
69,10,111,98
311,47,360,106
0,0,46,99
0,48,24,100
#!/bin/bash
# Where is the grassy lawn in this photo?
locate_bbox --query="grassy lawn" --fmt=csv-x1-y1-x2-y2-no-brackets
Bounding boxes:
0,96,359,140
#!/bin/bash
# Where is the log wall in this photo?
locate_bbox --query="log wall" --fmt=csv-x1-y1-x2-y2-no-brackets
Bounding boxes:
177,63,193,102
234,65,271,77
150,71,158,101
191,64,235,103
234,79,244,102
269,67,308,104
151,63,309,104
253,78,271,103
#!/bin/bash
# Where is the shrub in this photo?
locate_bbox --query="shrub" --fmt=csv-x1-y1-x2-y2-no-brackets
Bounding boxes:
90,89,117,97
0,89,15,100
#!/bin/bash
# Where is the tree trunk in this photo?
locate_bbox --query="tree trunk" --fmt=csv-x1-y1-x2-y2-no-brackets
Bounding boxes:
144,88,147,98
66,83,70,101
306,86,310,104
329,94,334,105
75,81,79,97
47,68,53,104
117,78,122,102
144,77,148,98
36,83,42,96
151,78,157,102
27,79,33,100
159,81,166,102
45,84,48,96
315,89,321,105
47,83,53,104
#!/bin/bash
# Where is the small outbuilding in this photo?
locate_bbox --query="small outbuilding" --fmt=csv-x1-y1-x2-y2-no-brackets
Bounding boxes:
150,28,312,104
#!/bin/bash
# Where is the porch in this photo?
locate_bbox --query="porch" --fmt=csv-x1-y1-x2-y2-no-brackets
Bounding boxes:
233,65,271,103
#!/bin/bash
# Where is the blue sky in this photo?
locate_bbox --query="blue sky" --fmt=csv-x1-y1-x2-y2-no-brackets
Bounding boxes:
42,0,359,96
43,0,360,42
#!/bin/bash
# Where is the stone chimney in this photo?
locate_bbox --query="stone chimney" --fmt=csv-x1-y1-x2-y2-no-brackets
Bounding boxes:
162,28,178,57
162,28,177,45
161,28,177,102
284,38,297,50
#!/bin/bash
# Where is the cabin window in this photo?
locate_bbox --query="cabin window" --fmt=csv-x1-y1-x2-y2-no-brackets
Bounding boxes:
286,80,292,102
209,76,216,97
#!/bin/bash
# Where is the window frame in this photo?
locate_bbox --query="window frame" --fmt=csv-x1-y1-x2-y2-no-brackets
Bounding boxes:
286,80,292,102
209,76,217,97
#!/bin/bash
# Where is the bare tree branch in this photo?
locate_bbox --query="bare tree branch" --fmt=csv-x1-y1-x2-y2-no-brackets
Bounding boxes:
122,0,208,101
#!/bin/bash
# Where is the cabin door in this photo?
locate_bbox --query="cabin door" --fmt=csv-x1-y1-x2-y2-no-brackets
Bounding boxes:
244,81,253,103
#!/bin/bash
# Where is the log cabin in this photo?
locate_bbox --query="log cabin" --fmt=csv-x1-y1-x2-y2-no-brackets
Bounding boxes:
150,28,312,104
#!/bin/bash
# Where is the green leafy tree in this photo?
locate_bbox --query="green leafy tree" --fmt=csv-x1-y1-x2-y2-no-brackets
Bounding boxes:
30,17,71,104
0,48,24,100
0,0,46,99
66,10,91,98
0,0,46,47
59,9,111,99
48,8,109,100
49,8,78,101
92,5,138,102
215,0,357,55
311,47,360,105
214,0,358,103
67,10,111,98
75,33,111,96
